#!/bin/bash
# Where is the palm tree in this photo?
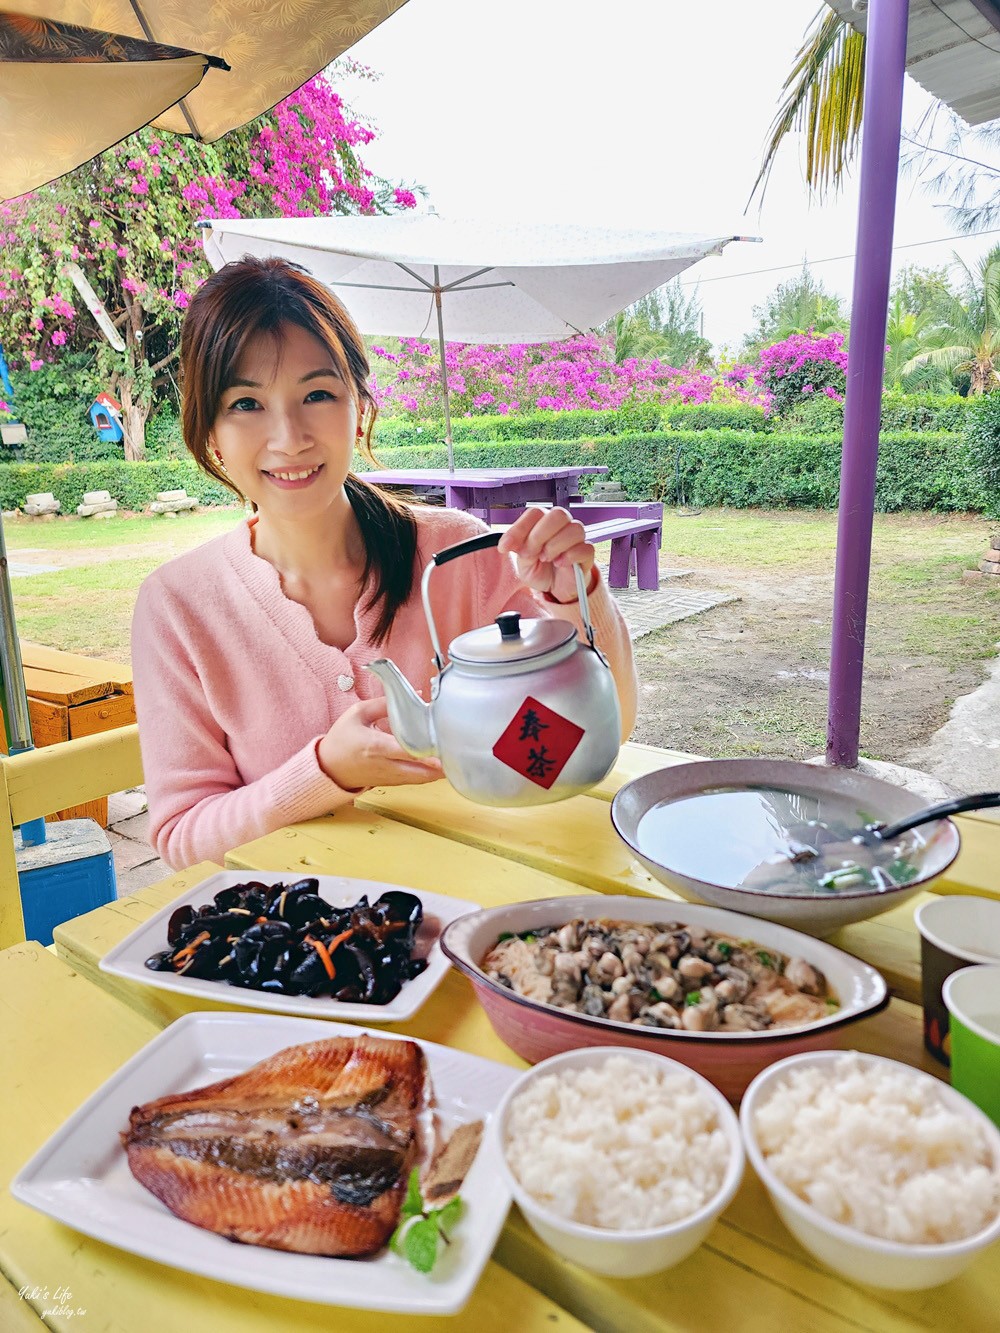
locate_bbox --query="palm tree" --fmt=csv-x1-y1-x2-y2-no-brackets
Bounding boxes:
883,294,949,389
903,247,1000,394
751,7,863,204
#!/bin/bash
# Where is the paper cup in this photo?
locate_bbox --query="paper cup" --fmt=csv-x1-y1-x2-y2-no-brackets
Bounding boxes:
943,965,1000,1127
914,896,1000,1065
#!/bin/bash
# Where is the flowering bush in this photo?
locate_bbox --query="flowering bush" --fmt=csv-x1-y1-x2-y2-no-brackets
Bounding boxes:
0,61,415,459
368,335,772,419
757,331,848,416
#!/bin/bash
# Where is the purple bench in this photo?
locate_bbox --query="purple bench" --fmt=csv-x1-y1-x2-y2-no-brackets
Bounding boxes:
568,502,663,591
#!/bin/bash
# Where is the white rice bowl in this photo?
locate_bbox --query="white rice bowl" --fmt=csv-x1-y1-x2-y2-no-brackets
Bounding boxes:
751,1052,1000,1245
502,1053,731,1231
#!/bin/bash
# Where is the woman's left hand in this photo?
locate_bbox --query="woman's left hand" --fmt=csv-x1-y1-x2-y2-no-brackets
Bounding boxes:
498,506,596,604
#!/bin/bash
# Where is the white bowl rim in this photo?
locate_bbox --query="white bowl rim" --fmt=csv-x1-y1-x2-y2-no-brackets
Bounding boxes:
493,1045,745,1242
440,894,890,1044
943,963,1000,1043
914,897,1000,967
610,761,961,904
739,1048,1000,1257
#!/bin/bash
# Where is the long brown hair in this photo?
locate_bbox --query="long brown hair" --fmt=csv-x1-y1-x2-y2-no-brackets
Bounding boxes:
179,255,418,642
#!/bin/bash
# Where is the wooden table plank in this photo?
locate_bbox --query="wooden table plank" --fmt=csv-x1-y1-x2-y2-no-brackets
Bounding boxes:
0,1280,46,1332
0,943,587,1333
223,803,630,899
355,785,664,896
19,641,134,694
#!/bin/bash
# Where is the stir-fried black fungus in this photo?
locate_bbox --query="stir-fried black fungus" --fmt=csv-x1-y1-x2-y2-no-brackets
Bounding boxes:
146,879,427,1003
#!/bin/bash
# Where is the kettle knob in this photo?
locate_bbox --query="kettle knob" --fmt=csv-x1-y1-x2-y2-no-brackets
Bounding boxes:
496,611,522,640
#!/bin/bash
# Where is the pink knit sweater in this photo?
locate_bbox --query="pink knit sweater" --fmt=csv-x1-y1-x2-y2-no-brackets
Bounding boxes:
131,506,638,869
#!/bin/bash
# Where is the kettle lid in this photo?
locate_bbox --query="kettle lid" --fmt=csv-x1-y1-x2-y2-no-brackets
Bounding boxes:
448,611,576,664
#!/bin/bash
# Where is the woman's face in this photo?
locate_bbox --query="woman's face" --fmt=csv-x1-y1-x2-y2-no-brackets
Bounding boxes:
210,321,359,520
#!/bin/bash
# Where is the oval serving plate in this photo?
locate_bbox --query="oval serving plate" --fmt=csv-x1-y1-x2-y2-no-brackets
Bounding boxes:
101,869,480,1024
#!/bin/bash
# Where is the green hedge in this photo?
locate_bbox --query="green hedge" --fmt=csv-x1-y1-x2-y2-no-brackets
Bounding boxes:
880,392,969,432
0,426,986,514
964,392,1000,517
0,460,235,511
374,402,770,447
361,429,987,513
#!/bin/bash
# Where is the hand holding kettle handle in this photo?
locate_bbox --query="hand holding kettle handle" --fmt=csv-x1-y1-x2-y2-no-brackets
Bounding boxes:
423,530,597,668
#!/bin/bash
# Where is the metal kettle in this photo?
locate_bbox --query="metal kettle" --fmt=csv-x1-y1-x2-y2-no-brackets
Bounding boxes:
366,530,621,806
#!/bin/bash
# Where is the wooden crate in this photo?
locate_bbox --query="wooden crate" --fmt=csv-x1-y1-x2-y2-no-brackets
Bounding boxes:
1,643,136,826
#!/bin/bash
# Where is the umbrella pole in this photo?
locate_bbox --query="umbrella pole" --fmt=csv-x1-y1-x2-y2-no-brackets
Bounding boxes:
432,267,455,471
0,515,45,846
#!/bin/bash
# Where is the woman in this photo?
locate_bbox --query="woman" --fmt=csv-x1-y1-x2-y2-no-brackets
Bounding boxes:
132,256,638,869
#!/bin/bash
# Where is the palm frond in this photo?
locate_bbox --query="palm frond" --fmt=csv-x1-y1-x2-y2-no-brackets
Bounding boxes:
750,9,865,207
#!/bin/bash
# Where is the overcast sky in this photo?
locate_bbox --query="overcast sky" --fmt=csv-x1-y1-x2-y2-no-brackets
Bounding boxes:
341,0,1000,351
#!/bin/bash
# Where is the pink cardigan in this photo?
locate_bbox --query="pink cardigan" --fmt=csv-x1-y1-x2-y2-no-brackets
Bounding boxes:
131,506,638,869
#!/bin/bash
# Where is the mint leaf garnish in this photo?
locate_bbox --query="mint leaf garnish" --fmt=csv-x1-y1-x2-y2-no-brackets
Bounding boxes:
404,1216,439,1273
401,1166,423,1219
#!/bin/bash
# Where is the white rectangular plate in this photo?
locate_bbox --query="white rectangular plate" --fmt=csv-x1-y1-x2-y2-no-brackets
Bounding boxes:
12,1012,520,1315
100,870,479,1023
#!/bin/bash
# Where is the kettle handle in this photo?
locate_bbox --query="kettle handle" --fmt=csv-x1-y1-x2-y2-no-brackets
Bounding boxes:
422,530,597,669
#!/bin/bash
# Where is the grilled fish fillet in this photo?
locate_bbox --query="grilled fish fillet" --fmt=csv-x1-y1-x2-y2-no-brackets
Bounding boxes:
122,1034,427,1257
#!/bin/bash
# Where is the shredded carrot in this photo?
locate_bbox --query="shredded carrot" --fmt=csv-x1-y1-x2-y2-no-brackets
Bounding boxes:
172,930,210,968
304,928,353,981
304,934,335,980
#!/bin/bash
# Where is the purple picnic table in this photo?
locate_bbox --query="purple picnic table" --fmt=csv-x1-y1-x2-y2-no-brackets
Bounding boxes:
360,465,608,524
362,465,663,590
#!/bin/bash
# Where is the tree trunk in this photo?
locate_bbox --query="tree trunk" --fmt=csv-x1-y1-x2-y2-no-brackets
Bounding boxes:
117,377,147,461
115,289,149,460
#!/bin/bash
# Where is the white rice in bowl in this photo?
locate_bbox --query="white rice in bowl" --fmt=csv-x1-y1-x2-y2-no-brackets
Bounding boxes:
752,1053,1000,1245
502,1054,730,1230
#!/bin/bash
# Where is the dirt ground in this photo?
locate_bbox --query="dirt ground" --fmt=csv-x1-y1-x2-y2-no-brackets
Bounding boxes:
630,531,995,767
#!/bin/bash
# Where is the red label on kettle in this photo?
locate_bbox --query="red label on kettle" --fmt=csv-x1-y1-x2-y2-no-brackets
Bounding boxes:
492,696,585,788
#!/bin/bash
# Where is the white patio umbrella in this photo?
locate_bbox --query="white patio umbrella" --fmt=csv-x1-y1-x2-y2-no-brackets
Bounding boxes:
203,214,759,468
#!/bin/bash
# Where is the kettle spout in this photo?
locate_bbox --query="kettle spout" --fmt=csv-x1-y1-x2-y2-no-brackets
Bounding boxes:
365,660,437,757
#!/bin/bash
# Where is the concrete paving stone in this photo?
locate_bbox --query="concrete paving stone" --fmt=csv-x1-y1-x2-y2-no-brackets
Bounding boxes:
115,854,174,897
107,826,163,873
609,583,739,641
110,809,151,843
906,647,1000,792
107,787,148,824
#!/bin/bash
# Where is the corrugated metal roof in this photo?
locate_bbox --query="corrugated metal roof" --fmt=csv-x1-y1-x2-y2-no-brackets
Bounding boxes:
826,0,1000,124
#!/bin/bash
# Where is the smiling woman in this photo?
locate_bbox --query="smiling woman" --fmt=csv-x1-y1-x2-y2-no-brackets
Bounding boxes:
129,257,638,870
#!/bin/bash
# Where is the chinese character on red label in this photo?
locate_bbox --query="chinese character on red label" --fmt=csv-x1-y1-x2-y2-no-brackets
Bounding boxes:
492,695,585,789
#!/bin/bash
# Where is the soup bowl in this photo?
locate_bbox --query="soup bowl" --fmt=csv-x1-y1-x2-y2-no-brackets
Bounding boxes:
610,759,961,936
440,894,889,1101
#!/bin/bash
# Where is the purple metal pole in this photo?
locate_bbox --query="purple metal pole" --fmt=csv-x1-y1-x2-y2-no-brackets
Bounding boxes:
826,0,909,767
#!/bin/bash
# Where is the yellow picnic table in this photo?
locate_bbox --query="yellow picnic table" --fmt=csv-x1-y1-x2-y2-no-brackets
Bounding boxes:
5,742,1000,1332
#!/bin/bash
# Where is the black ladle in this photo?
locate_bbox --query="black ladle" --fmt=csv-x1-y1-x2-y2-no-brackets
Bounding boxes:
787,791,1000,863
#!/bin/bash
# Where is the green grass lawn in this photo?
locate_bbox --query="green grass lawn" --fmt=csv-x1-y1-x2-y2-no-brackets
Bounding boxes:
6,509,244,658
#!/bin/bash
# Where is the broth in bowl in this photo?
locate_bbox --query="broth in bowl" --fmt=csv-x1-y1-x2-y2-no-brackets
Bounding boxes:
635,786,929,898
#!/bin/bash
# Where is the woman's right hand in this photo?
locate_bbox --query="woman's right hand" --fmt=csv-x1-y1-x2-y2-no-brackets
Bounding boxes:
317,696,443,793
